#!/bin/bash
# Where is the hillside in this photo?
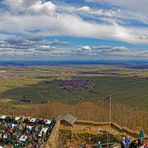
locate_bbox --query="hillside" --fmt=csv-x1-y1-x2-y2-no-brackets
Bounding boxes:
0,100,148,134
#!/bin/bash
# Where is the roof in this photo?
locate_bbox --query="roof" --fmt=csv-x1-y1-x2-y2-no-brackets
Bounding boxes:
60,114,77,125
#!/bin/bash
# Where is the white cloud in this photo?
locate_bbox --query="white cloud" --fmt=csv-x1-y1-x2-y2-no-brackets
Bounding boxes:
4,0,56,15
0,35,71,58
0,12,148,44
76,45,148,58
77,6,91,13
28,1,56,15
49,39,69,46
0,0,148,60
86,0,148,22
77,6,117,17
80,45,91,51
0,38,148,59
87,0,148,12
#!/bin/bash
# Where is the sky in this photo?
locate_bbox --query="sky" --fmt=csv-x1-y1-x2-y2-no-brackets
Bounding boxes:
0,0,148,60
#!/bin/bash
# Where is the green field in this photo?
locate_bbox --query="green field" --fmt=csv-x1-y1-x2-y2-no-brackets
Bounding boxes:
0,65,148,110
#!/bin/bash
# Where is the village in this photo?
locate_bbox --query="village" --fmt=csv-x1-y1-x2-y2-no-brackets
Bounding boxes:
54,79,93,91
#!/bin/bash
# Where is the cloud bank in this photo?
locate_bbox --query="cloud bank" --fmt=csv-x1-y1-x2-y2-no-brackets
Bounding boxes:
0,0,147,59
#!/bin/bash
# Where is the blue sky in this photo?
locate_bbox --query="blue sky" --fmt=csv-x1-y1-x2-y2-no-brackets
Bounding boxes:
0,0,148,60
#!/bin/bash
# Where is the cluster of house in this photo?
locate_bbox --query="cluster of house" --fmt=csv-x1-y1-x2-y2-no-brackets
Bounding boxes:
54,79,92,91
0,115,56,147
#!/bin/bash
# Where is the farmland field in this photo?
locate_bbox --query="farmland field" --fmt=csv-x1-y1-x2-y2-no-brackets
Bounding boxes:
0,65,148,110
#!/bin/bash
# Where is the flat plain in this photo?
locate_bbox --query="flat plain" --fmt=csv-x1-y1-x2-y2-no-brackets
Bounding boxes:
0,65,148,110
